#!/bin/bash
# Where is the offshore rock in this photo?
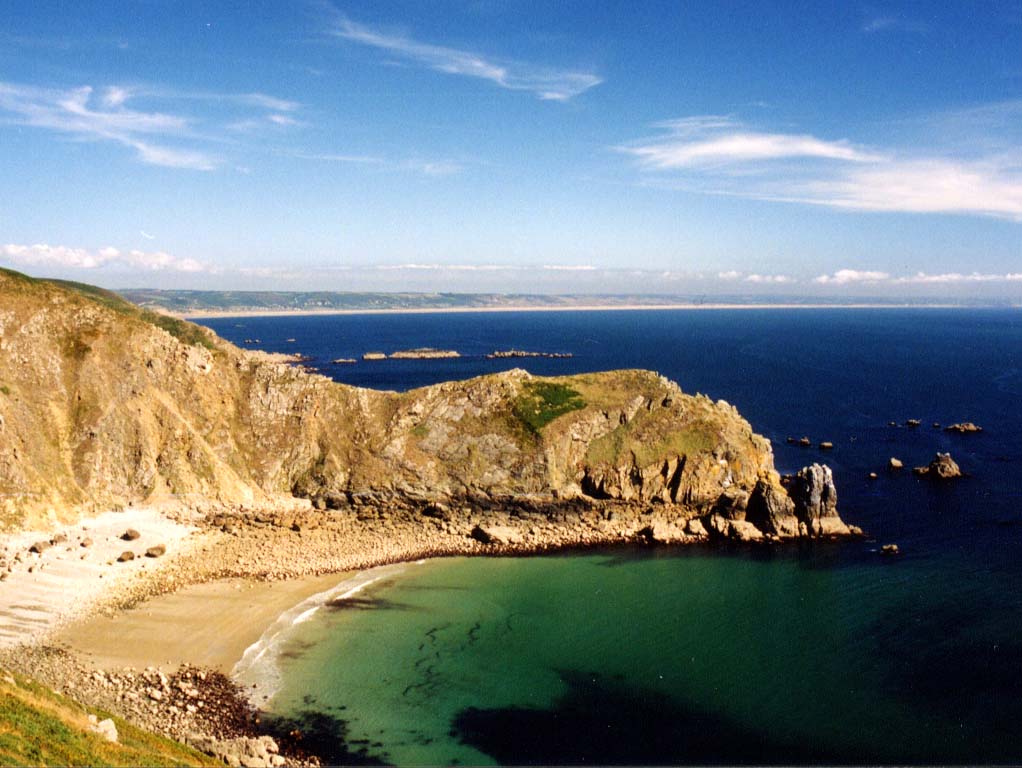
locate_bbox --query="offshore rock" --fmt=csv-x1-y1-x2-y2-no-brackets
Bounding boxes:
945,422,982,434
913,452,962,480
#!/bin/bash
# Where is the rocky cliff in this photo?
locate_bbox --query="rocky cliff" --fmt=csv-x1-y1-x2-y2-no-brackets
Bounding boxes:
0,268,852,540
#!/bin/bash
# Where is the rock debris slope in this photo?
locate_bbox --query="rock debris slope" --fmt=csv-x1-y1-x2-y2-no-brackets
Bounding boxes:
0,269,853,540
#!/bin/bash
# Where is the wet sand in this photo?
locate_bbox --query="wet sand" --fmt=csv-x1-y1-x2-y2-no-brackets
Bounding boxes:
62,571,348,673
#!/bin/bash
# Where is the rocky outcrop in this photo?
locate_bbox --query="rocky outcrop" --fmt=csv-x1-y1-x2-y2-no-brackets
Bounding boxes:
0,269,857,543
746,478,799,537
945,422,982,434
789,463,851,536
913,453,962,479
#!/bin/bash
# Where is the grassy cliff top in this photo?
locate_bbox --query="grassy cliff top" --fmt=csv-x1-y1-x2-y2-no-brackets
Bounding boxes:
0,671,215,767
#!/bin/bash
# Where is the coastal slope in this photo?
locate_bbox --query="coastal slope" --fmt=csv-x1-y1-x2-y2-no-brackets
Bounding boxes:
0,268,850,541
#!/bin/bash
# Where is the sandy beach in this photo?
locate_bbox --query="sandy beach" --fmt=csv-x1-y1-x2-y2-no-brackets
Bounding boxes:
62,572,348,673
176,302,962,319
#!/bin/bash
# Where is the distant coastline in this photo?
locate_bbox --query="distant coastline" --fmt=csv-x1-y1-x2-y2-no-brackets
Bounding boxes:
175,302,973,319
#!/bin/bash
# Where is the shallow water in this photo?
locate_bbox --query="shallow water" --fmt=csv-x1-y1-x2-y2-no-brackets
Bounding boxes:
199,309,1022,765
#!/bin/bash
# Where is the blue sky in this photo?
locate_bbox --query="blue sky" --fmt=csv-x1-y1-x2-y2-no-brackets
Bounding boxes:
1,0,1020,296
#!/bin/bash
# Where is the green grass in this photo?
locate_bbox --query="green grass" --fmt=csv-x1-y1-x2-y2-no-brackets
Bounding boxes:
512,381,586,434
0,672,216,767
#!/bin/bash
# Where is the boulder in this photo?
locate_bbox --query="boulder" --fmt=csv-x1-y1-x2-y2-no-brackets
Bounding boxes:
711,487,750,521
684,517,708,538
888,457,903,470
92,718,118,743
707,514,764,542
745,479,798,537
945,422,982,434
471,525,523,546
80,537,93,548
28,541,50,554
913,452,962,480
145,544,166,558
117,551,135,563
120,529,141,541
50,533,67,544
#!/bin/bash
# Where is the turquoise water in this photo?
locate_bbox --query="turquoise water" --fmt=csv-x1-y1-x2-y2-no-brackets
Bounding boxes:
264,549,1022,765
202,310,1022,764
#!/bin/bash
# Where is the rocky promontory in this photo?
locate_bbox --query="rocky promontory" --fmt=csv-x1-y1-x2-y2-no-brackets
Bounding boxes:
0,267,856,544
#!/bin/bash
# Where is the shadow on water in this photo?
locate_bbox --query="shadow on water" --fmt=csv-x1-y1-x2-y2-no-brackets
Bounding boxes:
325,596,416,612
452,670,842,766
262,709,387,767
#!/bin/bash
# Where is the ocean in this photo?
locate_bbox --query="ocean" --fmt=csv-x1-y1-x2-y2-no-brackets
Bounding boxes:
199,309,1022,765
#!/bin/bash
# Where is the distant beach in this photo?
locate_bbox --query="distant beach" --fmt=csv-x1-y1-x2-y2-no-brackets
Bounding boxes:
177,302,965,319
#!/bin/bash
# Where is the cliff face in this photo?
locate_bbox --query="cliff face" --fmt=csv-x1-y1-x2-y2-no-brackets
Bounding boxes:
0,269,850,539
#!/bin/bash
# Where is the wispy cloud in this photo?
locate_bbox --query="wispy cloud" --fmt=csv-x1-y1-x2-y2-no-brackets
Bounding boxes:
622,113,1022,221
0,81,302,170
327,12,601,101
292,151,463,176
862,15,928,34
1,243,206,272
744,273,793,284
815,268,1022,286
622,116,880,169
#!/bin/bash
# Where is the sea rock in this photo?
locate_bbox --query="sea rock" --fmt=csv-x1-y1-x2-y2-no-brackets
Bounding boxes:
145,544,166,558
121,529,141,541
819,441,833,450
868,472,878,480
945,422,983,434
798,436,811,446
789,464,850,536
905,419,921,428
117,551,135,562
881,543,900,556
745,479,798,537
889,457,903,470
913,452,962,479
471,524,523,546
707,513,764,542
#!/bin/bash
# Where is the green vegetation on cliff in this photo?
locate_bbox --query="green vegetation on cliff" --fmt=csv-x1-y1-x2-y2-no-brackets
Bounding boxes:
0,672,215,767
513,381,586,433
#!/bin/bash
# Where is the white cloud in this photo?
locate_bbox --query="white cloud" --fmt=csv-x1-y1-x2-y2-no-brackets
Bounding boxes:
330,14,601,101
744,273,793,284
1,243,206,272
542,264,596,271
894,271,1022,284
717,270,742,280
623,113,1022,221
814,269,891,285
623,117,880,169
0,81,302,170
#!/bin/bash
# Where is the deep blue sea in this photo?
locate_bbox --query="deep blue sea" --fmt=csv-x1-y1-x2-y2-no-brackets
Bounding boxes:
200,309,1022,765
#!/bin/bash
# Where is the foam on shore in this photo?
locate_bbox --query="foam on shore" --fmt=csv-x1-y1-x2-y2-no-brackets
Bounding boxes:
231,562,416,703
